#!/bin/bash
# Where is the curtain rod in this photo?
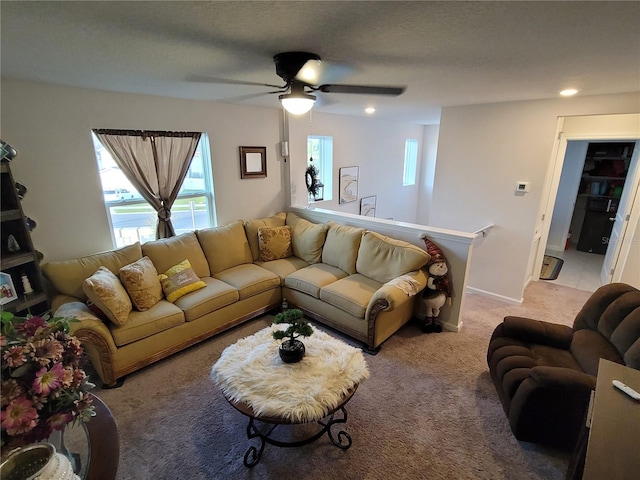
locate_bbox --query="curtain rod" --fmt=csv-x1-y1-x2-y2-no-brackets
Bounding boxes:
92,129,201,138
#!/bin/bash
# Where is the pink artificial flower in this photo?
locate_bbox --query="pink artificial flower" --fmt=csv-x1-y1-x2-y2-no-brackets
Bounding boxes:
1,397,38,435
48,411,73,431
60,366,74,388
1,379,24,407
0,334,6,347
3,345,29,367
32,363,65,396
16,316,47,337
29,337,64,366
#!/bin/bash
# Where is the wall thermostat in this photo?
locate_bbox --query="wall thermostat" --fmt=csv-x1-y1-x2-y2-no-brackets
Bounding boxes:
515,181,530,193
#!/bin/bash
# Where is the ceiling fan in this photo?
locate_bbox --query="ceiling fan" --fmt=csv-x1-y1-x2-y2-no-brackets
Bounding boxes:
200,51,406,115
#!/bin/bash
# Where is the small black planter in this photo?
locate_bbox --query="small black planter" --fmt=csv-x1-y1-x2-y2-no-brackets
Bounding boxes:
278,339,305,363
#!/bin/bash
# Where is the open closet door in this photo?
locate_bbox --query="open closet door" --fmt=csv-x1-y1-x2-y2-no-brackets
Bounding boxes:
601,143,640,284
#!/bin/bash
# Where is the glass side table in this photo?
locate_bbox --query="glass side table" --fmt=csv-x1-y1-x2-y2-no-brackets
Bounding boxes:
45,394,119,480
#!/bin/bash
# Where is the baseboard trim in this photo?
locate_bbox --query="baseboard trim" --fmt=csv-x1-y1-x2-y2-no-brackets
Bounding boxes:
465,286,523,305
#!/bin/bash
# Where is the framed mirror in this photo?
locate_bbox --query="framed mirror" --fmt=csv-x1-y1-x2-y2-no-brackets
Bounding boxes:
239,146,267,179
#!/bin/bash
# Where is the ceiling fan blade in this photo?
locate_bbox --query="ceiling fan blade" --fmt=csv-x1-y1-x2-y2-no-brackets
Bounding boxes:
186,74,284,89
317,84,406,96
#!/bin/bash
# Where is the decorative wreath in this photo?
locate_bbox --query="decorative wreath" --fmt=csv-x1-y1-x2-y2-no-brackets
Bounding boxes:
305,165,321,198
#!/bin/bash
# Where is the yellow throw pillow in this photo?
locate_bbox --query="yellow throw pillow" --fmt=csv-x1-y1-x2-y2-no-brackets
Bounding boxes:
258,225,292,262
119,256,163,311
82,266,132,326
158,259,206,303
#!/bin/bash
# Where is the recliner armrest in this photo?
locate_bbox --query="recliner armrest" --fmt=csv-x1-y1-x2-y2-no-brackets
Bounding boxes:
500,316,574,349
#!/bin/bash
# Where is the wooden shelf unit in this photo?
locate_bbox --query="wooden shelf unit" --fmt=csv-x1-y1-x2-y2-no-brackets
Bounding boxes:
0,162,50,316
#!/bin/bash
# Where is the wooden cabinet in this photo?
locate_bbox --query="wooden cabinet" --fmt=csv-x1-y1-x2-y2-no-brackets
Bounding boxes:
1,162,49,315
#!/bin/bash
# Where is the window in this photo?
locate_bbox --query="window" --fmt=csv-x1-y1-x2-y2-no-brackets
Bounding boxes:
307,135,333,201
92,133,215,248
403,139,419,186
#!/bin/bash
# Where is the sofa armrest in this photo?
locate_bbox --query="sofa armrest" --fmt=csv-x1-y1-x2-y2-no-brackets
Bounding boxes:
53,301,118,353
508,366,596,448
498,316,574,349
366,269,428,317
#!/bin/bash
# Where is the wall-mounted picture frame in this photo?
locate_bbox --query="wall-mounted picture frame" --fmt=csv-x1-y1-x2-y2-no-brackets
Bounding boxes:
0,272,17,306
239,146,267,179
360,195,377,217
339,166,359,204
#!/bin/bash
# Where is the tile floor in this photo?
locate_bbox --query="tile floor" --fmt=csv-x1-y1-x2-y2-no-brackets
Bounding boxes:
543,243,604,292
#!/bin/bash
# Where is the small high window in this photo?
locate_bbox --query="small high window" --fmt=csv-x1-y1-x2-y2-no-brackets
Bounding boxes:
403,139,419,186
307,135,333,201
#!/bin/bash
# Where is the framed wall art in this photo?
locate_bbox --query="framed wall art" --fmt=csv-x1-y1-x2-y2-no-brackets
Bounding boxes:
339,166,359,204
239,146,267,179
0,272,17,306
360,195,377,217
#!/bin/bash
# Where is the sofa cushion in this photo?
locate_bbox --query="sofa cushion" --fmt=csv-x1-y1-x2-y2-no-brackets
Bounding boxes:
158,259,207,303
244,212,286,261
110,300,185,347
256,257,309,284
258,225,292,261
43,242,142,300
320,274,382,318
197,220,253,274
82,266,132,326
118,256,163,311
286,212,328,264
322,222,365,275
173,277,239,322
356,231,429,283
142,232,210,278
285,264,349,299
214,264,280,300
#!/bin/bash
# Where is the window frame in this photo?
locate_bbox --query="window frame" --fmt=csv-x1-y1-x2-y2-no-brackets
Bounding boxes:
403,138,419,186
307,135,333,202
92,132,216,248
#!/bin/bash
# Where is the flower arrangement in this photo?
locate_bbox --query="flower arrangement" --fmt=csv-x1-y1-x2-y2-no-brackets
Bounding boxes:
1,311,95,450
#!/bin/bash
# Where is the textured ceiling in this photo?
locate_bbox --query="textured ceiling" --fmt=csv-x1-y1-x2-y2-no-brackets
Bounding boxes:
2,1,639,124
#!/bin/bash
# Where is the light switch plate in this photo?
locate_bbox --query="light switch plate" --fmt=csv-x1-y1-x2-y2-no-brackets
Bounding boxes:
516,181,530,193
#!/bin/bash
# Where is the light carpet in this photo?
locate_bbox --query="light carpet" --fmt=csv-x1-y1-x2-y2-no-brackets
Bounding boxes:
93,281,593,480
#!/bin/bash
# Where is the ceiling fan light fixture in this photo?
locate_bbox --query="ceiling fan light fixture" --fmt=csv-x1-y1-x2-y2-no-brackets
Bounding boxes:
279,91,317,115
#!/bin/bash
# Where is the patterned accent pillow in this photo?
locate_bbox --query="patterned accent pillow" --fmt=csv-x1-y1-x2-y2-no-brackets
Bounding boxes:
119,256,163,311
82,267,132,326
158,259,206,303
258,225,292,262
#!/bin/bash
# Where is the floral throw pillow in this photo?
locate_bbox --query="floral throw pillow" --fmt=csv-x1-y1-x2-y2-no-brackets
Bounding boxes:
158,259,206,303
258,225,292,262
119,256,163,311
82,266,132,326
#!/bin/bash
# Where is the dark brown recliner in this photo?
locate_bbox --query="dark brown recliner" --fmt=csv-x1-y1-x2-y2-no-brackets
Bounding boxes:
487,282,640,449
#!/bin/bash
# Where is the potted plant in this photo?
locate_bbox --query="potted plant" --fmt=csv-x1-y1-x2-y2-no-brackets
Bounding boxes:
272,309,313,363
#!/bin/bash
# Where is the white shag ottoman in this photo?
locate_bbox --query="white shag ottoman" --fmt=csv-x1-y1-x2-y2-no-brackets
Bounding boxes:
211,324,370,466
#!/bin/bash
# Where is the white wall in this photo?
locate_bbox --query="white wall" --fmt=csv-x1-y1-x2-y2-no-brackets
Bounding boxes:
432,93,640,302
287,113,425,222
416,124,440,225
1,80,285,262
547,141,588,251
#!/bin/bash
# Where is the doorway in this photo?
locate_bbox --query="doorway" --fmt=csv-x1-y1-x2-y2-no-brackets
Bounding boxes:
546,141,636,291
533,113,640,293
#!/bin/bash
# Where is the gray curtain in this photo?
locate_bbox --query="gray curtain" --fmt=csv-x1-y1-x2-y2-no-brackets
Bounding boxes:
93,130,202,239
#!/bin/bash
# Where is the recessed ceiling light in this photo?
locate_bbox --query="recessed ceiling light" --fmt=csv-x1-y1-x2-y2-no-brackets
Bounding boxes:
560,88,578,97
365,107,376,114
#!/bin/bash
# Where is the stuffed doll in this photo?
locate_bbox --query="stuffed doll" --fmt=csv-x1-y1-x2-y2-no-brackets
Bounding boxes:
420,238,452,333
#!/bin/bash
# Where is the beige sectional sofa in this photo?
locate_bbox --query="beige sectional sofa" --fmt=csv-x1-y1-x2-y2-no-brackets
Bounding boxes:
43,212,430,386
